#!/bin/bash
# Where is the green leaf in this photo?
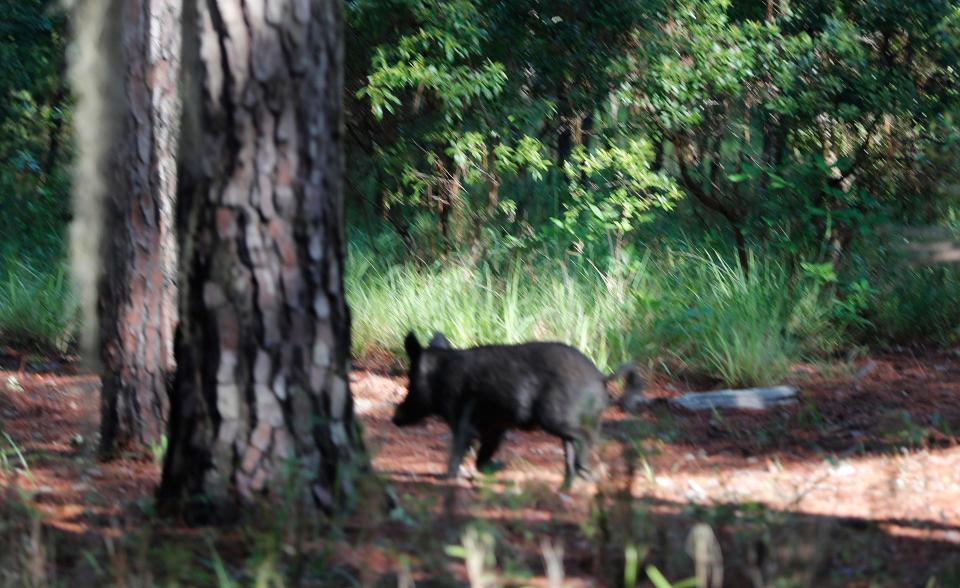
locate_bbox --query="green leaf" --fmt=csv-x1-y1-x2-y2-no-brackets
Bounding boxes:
444,545,467,559
645,565,673,588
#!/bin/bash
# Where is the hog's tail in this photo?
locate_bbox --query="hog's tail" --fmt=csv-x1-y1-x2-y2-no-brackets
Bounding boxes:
604,364,649,413
604,363,636,385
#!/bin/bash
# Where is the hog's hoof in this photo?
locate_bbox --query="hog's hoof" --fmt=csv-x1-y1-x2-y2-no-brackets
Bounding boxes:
476,461,506,475
445,463,474,481
560,474,596,493
576,468,596,482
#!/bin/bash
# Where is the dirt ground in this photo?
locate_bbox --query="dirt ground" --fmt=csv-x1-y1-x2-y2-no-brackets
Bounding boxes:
2,349,960,586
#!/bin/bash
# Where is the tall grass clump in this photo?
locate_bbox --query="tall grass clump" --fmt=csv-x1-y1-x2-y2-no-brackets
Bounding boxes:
655,251,838,387
0,259,78,354
865,264,960,345
346,248,660,371
346,244,839,386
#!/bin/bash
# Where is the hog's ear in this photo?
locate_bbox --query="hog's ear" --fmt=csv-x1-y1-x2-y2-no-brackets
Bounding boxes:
428,332,451,349
404,331,422,362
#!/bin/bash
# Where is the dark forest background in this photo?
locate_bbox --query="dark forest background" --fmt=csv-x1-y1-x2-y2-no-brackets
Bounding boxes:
3,0,960,383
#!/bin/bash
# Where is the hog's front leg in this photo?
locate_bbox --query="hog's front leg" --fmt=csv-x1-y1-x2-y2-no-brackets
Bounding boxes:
446,400,476,479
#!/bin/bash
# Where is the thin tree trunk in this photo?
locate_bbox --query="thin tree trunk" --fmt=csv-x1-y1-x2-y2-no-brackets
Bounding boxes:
759,0,782,217
673,138,750,273
556,86,573,168
576,112,593,184
652,139,665,172
557,122,572,169
435,156,464,250
42,59,68,177
98,0,181,458
580,112,593,150
158,0,366,518
486,146,499,213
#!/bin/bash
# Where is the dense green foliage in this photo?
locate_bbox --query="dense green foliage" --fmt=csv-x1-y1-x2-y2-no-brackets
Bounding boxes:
343,0,960,377
0,1,73,353
1,0,960,376
0,0,70,264
346,0,960,262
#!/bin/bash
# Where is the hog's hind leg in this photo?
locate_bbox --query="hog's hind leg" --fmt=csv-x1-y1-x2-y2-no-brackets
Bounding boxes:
562,439,578,489
571,388,606,481
573,434,593,479
547,426,590,489
540,400,597,487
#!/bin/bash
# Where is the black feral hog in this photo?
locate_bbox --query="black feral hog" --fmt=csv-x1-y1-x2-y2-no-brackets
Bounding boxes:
392,331,644,488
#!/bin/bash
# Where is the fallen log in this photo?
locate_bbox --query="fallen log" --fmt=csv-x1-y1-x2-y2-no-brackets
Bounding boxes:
672,385,798,411
626,385,799,412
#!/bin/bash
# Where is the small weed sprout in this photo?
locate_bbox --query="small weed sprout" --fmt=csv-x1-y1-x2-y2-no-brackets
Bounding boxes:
447,526,499,588
541,538,565,588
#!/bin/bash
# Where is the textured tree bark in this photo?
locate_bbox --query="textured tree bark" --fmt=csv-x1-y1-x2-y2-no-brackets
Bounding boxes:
436,156,465,248
98,0,181,457
158,0,365,518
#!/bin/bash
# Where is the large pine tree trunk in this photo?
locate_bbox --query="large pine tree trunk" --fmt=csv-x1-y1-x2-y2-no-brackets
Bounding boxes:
98,0,181,457
158,0,365,517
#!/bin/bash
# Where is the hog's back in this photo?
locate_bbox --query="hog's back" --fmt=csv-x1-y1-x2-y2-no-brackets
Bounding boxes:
447,342,607,430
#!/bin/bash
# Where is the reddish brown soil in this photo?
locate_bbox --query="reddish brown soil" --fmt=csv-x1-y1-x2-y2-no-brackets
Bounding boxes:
2,350,960,586
0,361,159,534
